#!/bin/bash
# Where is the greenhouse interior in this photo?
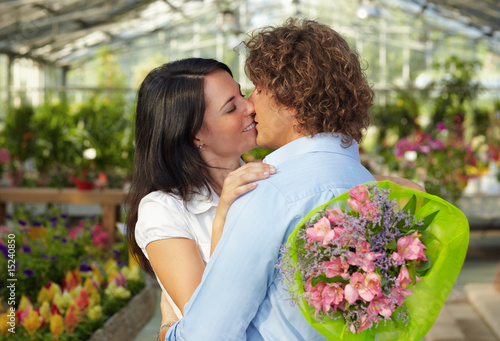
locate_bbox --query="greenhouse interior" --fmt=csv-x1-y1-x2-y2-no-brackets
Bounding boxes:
0,0,499,340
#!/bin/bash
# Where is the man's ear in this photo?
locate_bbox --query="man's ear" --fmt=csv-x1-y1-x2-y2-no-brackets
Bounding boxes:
288,107,299,118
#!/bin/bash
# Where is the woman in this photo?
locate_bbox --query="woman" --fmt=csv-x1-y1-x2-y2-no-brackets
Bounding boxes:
126,58,275,323
127,57,424,339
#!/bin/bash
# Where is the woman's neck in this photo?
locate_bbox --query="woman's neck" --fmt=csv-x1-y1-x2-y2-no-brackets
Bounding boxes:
204,156,241,196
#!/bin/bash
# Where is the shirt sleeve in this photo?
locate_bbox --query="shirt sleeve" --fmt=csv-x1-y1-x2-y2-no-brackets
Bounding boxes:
165,182,292,340
135,194,194,253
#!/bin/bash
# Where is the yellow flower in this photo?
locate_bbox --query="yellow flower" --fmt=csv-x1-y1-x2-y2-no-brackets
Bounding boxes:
88,305,102,321
39,301,51,324
122,264,141,281
53,291,74,313
105,281,131,299
37,286,51,304
92,264,104,285
50,314,64,340
21,309,43,336
84,278,101,306
0,312,13,336
105,258,117,275
19,295,32,311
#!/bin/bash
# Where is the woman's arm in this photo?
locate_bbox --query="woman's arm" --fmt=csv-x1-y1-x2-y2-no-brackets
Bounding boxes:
373,175,426,192
147,238,205,315
158,293,178,341
211,162,276,255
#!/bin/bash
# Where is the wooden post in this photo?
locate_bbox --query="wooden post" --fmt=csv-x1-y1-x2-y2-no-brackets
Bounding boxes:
494,261,500,292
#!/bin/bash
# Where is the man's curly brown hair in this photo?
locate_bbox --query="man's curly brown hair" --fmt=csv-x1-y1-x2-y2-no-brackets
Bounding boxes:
244,18,373,146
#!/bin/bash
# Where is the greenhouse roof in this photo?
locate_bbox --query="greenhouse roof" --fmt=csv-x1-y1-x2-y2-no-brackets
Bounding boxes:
0,0,499,66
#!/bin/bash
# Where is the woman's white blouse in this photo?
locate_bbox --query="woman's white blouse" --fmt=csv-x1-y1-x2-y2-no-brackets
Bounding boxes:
135,189,219,318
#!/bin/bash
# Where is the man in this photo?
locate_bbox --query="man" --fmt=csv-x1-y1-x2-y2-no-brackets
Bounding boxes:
165,18,376,340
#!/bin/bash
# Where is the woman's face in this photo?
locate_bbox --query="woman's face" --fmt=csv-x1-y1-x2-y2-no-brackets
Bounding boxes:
197,69,257,160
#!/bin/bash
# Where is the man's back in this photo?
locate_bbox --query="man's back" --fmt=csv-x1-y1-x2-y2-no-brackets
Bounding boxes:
168,134,374,340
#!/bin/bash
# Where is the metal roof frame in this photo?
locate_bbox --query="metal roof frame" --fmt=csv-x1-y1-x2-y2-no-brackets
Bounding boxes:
0,0,499,66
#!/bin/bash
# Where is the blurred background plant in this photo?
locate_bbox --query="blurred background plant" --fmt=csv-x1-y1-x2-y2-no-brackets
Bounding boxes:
0,206,144,340
364,56,500,203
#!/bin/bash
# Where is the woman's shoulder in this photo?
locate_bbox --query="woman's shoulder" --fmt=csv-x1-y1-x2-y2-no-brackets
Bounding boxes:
140,190,184,210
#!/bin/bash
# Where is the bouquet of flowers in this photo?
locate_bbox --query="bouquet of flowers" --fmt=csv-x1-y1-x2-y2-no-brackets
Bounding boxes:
278,181,469,340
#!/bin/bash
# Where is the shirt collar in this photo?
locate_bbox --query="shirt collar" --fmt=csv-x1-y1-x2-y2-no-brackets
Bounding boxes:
185,187,219,214
262,133,360,166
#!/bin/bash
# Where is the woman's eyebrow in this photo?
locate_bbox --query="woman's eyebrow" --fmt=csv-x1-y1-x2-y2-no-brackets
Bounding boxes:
219,96,235,111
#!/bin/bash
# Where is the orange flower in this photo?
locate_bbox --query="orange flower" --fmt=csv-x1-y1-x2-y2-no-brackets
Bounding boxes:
64,303,81,334
75,288,90,311
28,226,47,240
63,270,80,291
23,132,34,140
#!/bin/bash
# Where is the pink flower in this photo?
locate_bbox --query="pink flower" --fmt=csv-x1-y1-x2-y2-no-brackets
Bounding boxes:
350,314,373,334
359,201,380,219
367,295,394,318
396,265,414,297
345,271,382,304
91,224,110,246
347,185,370,213
306,217,331,243
392,231,427,264
68,226,84,239
322,257,350,279
360,272,382,301
0,148,10,164
326,207,344,225
344,272,363,304
304,278,326,318
322,283,344,313
346,242,383,273
349,185,370,203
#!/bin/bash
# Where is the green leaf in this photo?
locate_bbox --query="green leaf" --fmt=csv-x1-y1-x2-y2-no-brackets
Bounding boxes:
402,195,417,215
415,256,432,274
408,264,417,284
311,274,349,287
383,240,397,250
418,210,440,231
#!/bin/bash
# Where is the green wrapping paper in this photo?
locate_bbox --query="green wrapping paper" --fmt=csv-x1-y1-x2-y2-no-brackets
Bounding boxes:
285,180,470,341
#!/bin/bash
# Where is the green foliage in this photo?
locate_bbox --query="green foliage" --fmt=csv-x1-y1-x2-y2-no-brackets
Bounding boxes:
0,48,135,188
3,105,36,162
426,56,482,131
242,147,275,162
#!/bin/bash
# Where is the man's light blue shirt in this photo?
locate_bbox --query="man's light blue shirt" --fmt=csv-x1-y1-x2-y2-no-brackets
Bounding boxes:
166,133,375,340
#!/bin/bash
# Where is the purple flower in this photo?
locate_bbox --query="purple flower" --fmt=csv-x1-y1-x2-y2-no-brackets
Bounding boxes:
21,245,31,254
51,256,57,261
50,217,58,227
24,269,34,277
18,220,27,226
60,214,68,219
113,249,122,258
0,245,8,259
33,221,42,227
41,254,48,259
61,238,67,244
80,263,92,272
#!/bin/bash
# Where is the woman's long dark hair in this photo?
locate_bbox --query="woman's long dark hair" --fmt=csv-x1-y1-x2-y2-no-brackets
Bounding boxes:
126,58,232,276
